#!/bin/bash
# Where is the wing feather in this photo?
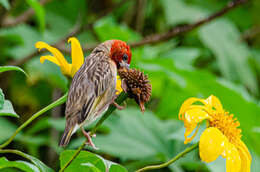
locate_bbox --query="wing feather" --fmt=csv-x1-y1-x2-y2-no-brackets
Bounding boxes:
65,49,115,125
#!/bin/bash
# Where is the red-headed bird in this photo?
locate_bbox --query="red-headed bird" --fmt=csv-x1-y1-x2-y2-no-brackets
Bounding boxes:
59,40,132,149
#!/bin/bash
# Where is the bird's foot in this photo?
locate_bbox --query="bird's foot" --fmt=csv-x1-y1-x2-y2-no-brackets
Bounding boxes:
81,127,99,150
111,94,126,110
112,101,125,110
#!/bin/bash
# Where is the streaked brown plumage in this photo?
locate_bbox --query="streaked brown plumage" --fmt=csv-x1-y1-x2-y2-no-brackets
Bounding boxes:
59,40,132,148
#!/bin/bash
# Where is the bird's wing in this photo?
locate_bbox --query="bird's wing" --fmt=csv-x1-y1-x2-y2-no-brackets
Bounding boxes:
65,51,115,125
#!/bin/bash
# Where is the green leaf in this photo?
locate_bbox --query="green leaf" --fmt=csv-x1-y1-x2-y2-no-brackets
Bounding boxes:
0,89,4,109
60,150,127,172
0,25,39,60
60,150,106,172
161,0,205,26
25,58,68,91
0,157,40,172
109,164,128,172
0,100,19,118
94,108,182,160
0,0,10,10
161,47,202,70
0,66,27,76
94,16,141,42
26,154,54,172
199,19,258,94
25,0,45,32
0,118,18,144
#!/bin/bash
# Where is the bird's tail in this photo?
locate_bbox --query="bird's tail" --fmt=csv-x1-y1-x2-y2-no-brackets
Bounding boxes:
59,124,75,147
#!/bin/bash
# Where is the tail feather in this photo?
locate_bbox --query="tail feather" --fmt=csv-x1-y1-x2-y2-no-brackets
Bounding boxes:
59,126,75,147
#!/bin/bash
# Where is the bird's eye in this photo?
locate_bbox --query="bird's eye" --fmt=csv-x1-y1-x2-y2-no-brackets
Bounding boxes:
123,54,128,61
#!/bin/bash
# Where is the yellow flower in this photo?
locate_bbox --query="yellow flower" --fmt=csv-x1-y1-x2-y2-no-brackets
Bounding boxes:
179,95,251,172
35,37,123,93
116,76,123,94
35,37,84,77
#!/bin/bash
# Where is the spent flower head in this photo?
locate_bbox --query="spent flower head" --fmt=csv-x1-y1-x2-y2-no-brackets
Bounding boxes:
118,68,151,112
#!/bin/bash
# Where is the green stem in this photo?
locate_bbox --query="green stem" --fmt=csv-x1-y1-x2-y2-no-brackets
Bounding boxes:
0,92,68,149
90,92,128,135
59,92,128,172
0,149,31,161
59,140,87,172
135,142,199,172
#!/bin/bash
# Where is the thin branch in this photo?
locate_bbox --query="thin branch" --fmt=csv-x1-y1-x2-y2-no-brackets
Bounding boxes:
1,0,51,27
242,25,260,41
130,0,248,47
8,0,247,66
59,92,128,172
0,92,67,149
135,143,199,172
74,0,249,50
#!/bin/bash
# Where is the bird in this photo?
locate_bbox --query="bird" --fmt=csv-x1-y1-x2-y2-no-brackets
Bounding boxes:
59,40,132,149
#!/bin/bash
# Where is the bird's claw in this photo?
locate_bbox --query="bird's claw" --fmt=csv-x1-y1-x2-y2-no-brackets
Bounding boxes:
81,128,99,150
112,101,125,110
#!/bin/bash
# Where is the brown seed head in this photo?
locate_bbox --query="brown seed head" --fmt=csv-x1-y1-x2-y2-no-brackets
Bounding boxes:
118,68,151,112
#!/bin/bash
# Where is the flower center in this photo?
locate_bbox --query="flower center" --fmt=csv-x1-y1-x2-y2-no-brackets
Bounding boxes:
209,111,241,145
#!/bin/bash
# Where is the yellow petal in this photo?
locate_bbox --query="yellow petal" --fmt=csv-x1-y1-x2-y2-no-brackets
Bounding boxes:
184,123,200,144
116,76,123,95
40,55,60,66
206,95,224,113
222,142,241,172
199,127,226,162
179,97,207,120
68,37,84,76
184,108,210,124
182,108,211,144
239,140,252,162
35,41,70,76
237,141,251,172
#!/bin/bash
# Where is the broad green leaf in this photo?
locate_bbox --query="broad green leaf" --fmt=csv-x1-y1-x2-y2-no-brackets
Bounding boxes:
0,66,27,76
0,118,18,144
0,100,19,118
60,150,106,172
161,47,202,70
0,89,4,109
0,157,40,172
0,149,54,172
25,0,45,32
0,24,41,60
0,0,10,10
94,108,182,160
161,0,205,26
26,154,54,172
25,58,68,91
60,150,127,172
199,19,258,94
109,165,128,172
94,16,141,42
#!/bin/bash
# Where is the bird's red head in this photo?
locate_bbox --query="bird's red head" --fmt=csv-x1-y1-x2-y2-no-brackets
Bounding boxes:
110,40,132,69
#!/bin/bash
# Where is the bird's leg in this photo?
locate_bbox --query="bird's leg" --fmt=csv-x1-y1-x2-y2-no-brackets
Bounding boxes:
111,94,126,110
81,127,98,150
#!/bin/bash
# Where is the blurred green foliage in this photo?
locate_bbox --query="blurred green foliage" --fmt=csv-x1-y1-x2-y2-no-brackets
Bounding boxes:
0,0,260,171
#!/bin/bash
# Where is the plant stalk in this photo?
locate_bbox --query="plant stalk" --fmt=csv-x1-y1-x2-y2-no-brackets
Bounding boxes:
135,142,199,172
0,92,68,149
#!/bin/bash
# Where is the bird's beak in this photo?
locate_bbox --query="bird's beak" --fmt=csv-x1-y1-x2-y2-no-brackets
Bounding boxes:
119,61,130,69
